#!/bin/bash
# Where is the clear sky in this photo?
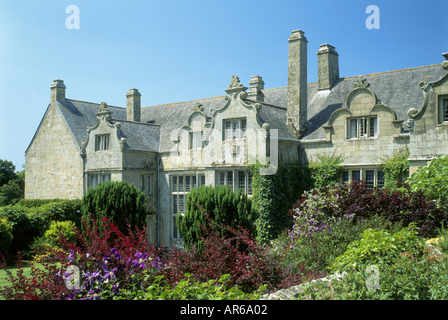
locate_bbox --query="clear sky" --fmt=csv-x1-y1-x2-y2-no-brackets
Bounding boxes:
1,0,447,171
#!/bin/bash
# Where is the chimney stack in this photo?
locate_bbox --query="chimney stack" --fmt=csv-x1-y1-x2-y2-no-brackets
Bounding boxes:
51,79,66,102
317,44,339,90
287,29,308,138
247,75,265,102
126,88,141,122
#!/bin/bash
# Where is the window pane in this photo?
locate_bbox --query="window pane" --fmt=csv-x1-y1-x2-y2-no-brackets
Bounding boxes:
233,120,240,139
377,171,385,189
179,176,184,192
444,99,448,122
248,172,253,195
366,170,374,191
238,171,245,191
192,176,197,189
173,195,177,214
227,172,233,189
370,118,376,137
173,177,177,192
359,118,365,137
342,171,349,183
225,121,232,140
220,172,225,186
350,119,357,138
352,170,360,181
179,195,184,214
173,217,178,239
201,175,205,186
185,176,190,192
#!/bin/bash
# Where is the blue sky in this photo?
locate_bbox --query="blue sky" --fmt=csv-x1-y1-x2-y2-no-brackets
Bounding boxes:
1,0,447,171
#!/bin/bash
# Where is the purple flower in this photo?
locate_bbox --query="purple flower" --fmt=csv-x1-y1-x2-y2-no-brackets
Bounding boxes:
132,252,149,270
110,248,122,260
104,268,118,281
67,293,75,300
151,257,165,271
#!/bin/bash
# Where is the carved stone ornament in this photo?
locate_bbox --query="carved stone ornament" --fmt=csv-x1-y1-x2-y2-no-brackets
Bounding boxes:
193,102,204,112
442,53,448,70
405,119,414,132
119,138,127,151
228,75,244,90
353,77,370,89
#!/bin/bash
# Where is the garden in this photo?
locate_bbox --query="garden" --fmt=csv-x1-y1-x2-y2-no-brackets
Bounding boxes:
1,150,448,300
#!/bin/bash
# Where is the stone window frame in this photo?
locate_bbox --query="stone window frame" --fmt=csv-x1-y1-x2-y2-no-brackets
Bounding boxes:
189,131,205,150
216,169,253,195
347,116,378,140
171,173,206,239
437,94,448,125
223,118,247,140
94,134,110,151
141,174,153,195
87,172,111,189
341,167,384,191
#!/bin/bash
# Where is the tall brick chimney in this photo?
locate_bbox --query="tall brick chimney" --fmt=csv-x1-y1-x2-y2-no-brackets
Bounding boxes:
50,79,66,102
317,44,339,90
287,29,308,138
126,88,141,122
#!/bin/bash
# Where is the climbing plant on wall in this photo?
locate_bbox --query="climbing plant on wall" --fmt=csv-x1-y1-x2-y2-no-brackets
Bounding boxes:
308,153,344,191
380,147,410,189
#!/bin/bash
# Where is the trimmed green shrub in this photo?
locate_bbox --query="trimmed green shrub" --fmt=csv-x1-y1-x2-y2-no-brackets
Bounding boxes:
407,154,448,205
329,223,426,273
0,217,13,261
0,205,50,259
176,185,257,250
81,181,148,236
44,220,77,246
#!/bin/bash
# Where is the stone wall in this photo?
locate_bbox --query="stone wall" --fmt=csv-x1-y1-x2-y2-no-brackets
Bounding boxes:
25,103,83,199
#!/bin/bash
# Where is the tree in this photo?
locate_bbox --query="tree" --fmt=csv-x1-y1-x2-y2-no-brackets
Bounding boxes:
176,185,258,251
0,161,24,206
81,180,148,236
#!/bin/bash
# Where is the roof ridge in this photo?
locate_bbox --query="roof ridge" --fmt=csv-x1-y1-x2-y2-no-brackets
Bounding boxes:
110,118,161,126
143,95,226,109
65,99,124,109
341,63,441,80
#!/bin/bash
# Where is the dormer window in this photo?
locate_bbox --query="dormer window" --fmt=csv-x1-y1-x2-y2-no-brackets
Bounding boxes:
439,96,448,123
95,134,110,151
348,117,377,139
224,118,247,140
189,131,204,149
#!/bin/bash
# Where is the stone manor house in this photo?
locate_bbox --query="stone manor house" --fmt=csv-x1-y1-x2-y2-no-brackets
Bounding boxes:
25,29,448,247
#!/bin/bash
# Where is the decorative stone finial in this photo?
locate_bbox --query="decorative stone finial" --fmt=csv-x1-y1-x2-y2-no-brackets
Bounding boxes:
193,102,204,112
96,102,112,117
228,75,244,90
353,76,370,89
442,53,448,70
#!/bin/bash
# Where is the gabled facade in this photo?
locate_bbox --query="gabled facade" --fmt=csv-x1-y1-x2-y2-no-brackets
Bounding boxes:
25,29,448,248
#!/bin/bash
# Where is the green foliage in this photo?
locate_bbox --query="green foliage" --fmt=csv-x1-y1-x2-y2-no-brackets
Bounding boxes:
113,273,265,300
176,185,257,250
43,220,77,246
436,224,448,254
0,160,16,187
0,160,24,207
81,181,148,235
308,154,344,191
278,215,405,275
0,205,51,259
0,217,13,261
0,179,23,206
407,154,448,205
295,251,448,300
329,223,425,273
249,161,295,245
381,147,410,189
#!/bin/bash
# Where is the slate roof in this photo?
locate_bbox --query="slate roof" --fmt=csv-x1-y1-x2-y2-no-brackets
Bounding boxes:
51,63,447,153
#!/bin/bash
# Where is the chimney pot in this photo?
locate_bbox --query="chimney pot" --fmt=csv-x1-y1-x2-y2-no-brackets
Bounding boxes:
126,88,141,122
50,79,66,102
317,44,339,90
247,75,265,102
